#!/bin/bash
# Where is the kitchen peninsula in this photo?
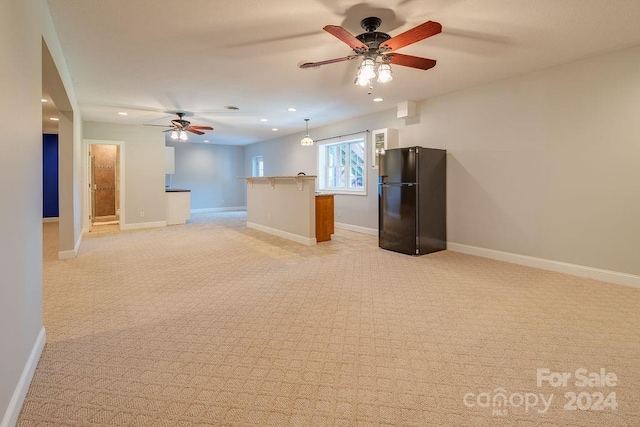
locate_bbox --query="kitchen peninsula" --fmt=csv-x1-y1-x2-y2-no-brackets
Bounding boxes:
165,189,191,225
241,175,334,245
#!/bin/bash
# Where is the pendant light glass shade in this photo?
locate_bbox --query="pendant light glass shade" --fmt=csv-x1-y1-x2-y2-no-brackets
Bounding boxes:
301,119,314,146
377,63,393,83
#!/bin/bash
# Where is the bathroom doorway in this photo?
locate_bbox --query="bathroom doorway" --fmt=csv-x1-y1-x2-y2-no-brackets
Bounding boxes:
89,144,120,232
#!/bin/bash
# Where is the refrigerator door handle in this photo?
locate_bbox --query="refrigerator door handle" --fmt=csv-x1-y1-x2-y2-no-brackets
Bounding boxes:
379,183,416,186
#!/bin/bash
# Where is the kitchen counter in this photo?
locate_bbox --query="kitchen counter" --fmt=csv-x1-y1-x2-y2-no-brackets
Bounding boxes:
241,175,317,245
165,190,191,224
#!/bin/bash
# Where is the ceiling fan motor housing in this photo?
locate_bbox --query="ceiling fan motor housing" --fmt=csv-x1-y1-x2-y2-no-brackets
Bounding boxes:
171,112,191,128
356,17,391,53
360,17,382,32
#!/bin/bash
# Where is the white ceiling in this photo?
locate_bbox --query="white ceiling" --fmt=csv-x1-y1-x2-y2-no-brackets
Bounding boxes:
46,0,640,146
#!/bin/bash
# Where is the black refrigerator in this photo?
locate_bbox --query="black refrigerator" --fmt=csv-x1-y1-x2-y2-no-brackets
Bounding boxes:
378,146,446,255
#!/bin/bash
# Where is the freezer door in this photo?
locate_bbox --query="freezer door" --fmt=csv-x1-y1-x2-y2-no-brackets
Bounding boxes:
380,147,417,184
379,183,418,255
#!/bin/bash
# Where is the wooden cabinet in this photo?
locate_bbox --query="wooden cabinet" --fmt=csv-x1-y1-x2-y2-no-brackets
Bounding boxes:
315,194,334,242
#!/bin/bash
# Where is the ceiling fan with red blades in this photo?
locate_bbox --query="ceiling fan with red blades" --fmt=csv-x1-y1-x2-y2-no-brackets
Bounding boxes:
299,17,441,87
143,112,213,141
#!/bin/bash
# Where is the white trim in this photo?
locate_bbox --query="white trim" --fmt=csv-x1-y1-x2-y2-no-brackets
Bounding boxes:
447,243,640,289
247,222,316,246
1,327,46,427
58,233,82,260
42,217,59,223
191,206,247,213
335,222,378,236
121,221,166,230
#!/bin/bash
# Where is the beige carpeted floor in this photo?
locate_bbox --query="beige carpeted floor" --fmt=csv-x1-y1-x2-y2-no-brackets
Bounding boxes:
19,211,640,426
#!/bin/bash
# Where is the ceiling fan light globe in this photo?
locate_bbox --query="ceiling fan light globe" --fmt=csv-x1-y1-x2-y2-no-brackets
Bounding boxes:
301,137,314,146
377,63,393,83
360,58,376,80
356,75,371,86
179,131,188,141
170,131,178,140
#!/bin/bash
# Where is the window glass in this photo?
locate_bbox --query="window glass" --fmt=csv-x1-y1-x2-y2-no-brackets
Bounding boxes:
318,137,366,194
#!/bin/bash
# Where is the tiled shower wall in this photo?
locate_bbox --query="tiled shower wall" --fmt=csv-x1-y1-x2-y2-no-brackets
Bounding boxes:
92,144,119,218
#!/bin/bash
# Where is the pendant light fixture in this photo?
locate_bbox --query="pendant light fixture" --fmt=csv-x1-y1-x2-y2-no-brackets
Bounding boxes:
301,118,314,146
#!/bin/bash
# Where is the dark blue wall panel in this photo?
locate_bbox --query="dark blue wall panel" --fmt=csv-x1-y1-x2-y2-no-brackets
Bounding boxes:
43,133,59,218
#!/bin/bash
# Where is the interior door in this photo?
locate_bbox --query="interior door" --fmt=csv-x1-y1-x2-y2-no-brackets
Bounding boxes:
379,183,417,255
90,148,96,221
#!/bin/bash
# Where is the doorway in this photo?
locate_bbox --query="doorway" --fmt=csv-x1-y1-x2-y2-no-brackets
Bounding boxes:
89,144,121,232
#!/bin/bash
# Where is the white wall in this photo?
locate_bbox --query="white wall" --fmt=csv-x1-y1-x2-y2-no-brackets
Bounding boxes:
84,122,166,226
244,45,640,277
41,6,83,258
166,142,245,210
0,0,73,423
415,45,640,276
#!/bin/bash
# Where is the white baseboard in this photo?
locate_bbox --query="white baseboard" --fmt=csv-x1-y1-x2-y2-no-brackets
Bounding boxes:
42,217,59,223
121,221,167,230
247,222,316,246
334,222,378,236
448,243,640,289
58,233,82,260
1,327,46,427
191,206,247,213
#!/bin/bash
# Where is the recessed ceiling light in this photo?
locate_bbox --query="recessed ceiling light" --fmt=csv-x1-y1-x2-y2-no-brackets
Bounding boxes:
203,139,209,143
260,118,268,122
50,117,59,121
373,97,383,102
287,108,297,112
41,98,48,103
118,112,128,116
272,128,279,131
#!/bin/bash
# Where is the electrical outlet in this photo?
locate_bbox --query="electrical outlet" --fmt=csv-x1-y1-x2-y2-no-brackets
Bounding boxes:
337,210,341,217
140,211,145,217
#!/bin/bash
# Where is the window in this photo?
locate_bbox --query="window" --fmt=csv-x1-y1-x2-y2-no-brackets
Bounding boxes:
252,156,264,177
318,137,366,194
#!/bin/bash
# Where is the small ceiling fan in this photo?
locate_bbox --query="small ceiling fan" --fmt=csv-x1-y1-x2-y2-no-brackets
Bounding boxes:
143,112,213,141
299,17,441,87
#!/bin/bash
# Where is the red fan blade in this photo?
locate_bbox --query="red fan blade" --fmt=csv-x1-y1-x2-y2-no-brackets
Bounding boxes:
385,53,437,70
186,128,205,135
189,126,213,130
298,55,359,69
380,21,442,52
323,25,368,51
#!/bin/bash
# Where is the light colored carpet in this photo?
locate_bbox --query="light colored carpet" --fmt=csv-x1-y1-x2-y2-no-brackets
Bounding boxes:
19,211,640,426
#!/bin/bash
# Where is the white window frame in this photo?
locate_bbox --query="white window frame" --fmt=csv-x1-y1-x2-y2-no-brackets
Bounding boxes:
317,135,367,195
252,155,264,177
